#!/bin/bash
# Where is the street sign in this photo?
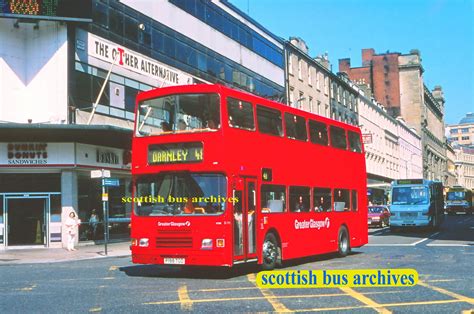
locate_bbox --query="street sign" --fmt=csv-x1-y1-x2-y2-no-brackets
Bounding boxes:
91,169,111,178
103,178,120,187
91,170,102,178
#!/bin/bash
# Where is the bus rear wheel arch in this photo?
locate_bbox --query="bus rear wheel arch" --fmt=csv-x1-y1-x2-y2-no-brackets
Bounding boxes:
337,226,350,257
262,232,281,270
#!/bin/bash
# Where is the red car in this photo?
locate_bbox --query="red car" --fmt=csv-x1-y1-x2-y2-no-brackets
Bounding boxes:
368,206,391,227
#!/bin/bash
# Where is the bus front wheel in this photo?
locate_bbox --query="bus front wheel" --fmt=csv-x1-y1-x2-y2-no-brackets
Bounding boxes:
337,226,350,257
262,233,279,270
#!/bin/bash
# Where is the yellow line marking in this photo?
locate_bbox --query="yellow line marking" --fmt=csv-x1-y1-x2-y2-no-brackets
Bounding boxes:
144,290,402,306
293,299,463,312
340,287,392,313
418,281,474,305
198,287,257,292
426,279,460,283
248,273,291,312
89,308,102,312
108,266,119,271
102,277,115,280
178,285,193,311
461,309,473,314
18,284,37,291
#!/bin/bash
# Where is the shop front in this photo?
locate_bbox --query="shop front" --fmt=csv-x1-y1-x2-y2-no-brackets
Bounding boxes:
0,125,132,249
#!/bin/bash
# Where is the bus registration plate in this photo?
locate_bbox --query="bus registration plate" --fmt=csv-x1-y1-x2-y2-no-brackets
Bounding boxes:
164,258,185,265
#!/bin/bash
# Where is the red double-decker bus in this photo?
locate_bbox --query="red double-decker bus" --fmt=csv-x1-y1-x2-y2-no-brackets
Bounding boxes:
130,84,367,269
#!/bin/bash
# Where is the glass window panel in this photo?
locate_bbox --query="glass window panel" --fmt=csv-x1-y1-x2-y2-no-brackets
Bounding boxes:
256,105,282,136
289,186,310,212
313,188,332,212
261,185,286,213
330,126,347,150
227,97,255,130
309,120,329,146
285,113,307,141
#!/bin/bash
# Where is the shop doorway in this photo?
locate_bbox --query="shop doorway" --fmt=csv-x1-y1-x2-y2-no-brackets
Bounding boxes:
7,198,46,246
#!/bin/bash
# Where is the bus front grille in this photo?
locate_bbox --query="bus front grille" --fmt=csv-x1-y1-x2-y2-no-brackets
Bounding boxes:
156,237,193,248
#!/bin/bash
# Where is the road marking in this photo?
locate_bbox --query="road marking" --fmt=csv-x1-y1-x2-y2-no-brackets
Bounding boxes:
247,273,291,312
108,266,119,271
427,244,470,247
426,279,460,283
144,290,402,306
366,244,414,246
18,284,37,291
294,299,464,312
102,277,115,280
340,287,391,313
461,309,473,314
418,281,474,305
198,287,257,292
178,285,193,311
89,308,102,312
411,237,430,246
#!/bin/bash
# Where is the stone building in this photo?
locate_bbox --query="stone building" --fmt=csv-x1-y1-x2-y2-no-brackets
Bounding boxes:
285,37,331,119
339,49,447,182
446,113,474,148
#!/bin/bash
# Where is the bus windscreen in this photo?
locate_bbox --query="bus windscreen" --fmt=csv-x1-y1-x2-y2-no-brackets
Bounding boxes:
134,173,227,216
136,93,220,136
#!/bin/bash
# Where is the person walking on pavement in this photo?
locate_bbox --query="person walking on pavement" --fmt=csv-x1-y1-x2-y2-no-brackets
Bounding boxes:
65,212,81,251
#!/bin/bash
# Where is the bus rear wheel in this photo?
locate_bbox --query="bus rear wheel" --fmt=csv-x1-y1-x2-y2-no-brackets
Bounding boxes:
337,226,350,257
262,233,279,270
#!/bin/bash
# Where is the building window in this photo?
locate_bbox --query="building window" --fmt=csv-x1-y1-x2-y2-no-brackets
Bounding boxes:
289,88,294,107
298,59,302,80
288,55,293,75
461,128,469,133
309,97,313,113
461,136,470,141
298,91,304,109
308,66,312,86
324,76,329,95
316,70,320,90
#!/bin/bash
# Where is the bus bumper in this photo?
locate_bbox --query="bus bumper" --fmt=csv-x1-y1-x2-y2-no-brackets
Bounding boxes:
390,217,431,227
131,249,231,267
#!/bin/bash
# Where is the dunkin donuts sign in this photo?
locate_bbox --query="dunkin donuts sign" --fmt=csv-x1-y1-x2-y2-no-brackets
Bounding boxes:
7,143,48,165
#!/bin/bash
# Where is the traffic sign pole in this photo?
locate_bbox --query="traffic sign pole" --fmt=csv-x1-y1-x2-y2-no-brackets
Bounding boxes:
102,179,108,255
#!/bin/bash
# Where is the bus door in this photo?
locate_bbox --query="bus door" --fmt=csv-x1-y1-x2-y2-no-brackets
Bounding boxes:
233,177,257,263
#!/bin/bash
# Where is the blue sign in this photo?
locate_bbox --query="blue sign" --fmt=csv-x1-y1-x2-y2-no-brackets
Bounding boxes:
102,178,120,187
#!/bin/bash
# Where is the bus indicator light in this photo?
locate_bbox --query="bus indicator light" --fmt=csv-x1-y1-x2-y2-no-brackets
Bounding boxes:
216,239,225,247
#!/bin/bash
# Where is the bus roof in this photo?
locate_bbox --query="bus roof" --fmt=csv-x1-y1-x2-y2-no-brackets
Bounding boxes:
135,84,361,133
392,179,441,186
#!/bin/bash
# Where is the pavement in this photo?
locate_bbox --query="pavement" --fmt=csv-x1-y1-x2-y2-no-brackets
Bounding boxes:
0,241,131,264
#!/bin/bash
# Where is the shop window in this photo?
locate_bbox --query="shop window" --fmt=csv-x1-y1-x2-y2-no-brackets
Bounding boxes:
257,105,282,136
261,185,286,213
334,189,350,211
289,186,310,212
285,113,307,141
309,120,329,146
313,188,331,212
227,98,255,130
50,195,62,223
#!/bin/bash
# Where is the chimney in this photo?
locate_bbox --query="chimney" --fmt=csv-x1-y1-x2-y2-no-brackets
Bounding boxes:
338,58,351,74
362,48,375,66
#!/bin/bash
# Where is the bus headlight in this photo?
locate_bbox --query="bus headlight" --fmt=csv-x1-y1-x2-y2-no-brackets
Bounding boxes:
201,239,213,250
139,238,149,247
216,239,225,248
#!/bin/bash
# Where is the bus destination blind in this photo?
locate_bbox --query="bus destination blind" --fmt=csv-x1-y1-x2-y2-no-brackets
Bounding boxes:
148,142,203,164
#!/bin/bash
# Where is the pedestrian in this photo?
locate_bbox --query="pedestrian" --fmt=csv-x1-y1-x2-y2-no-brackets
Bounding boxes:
88,209,99,240
65,212,81,251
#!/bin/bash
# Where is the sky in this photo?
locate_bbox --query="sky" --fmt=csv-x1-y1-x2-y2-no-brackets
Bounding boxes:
229,0,474,125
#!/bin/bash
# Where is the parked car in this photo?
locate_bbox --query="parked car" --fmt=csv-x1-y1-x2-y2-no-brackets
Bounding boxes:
368,205,391,228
